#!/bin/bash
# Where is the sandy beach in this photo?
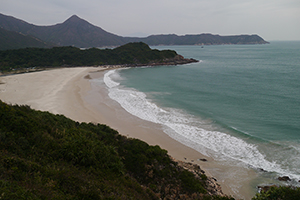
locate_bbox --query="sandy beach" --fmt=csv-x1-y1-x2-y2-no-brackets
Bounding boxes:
0,67,258,199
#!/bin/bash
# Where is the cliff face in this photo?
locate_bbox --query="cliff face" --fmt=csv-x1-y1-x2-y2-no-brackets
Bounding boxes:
0,13,269,49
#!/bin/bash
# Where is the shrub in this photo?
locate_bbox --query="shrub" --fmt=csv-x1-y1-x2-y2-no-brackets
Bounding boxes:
252,186,300,200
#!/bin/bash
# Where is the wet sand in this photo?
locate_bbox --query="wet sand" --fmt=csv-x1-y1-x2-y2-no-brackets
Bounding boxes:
0,67,258,199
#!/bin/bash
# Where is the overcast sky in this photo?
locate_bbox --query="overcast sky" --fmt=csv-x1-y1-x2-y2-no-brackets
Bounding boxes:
1,0,300,41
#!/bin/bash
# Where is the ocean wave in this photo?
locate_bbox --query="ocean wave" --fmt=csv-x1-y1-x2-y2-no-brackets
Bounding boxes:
103,69,300,180
103,70,120,88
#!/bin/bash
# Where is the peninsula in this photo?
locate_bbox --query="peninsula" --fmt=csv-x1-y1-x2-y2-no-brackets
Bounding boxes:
0,42,198,73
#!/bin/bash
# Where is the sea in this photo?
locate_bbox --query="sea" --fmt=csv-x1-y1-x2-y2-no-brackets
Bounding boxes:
102,41,300,189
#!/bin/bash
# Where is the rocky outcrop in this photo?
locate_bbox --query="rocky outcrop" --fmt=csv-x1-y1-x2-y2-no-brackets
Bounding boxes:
100,54,198,70
278,176,291,182
132,155,232,200
125,55,199,68
173,158,225,197
157,55,199,66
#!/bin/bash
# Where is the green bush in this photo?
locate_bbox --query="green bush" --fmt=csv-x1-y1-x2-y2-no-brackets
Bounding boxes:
252,186,300,200
179,170,207,194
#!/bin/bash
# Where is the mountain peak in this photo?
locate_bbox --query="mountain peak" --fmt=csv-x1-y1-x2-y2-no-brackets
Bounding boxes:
64,15,83,23
62,14,92,29
69,15,80,20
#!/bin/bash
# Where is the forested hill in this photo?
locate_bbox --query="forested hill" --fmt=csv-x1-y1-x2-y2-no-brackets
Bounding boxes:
0,42,197,72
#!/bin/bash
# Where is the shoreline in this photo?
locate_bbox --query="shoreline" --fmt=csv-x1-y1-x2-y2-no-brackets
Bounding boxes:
0,67,257,199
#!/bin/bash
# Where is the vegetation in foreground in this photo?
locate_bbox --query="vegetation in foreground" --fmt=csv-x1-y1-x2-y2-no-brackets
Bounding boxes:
252,186,300,200
0,100,233,199
0,42,177,72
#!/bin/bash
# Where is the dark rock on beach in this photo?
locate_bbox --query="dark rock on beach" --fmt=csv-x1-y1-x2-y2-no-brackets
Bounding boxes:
278,176,291,182
258,168,267,172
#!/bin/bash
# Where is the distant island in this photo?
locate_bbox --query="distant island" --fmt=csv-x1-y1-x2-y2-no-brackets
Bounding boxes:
0,13,269,50
0,42,198,72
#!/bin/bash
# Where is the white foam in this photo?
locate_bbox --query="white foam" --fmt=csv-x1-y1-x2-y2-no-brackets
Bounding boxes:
103,70,120,88
102,69,300,181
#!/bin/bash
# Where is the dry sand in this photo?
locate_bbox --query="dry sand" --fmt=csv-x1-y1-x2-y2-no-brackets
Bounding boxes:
0,67,259,199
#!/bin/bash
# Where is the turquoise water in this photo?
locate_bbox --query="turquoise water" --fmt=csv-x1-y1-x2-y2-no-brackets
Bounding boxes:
103,41,300,183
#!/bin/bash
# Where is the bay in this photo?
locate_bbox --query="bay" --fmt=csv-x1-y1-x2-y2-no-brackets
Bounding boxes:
103,41,300,184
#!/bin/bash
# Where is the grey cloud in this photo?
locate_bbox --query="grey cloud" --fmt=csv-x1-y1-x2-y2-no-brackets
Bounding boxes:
0,0,299,40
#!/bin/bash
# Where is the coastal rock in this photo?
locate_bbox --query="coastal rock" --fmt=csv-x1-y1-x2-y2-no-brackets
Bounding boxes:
278,176,291,181
258,168,267,172
199,158,208,162
258,185,277,192
172,158,225,197
135,55,199,67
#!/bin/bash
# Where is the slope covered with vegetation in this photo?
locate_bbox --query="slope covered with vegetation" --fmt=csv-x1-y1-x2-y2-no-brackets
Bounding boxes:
0,100,234,199
0,28,52,50
0,42,180,72
252,186,300,200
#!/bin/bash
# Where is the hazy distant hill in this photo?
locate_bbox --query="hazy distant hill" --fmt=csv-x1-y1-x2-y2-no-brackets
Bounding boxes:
0,27,52,50
130,33,269,45
0,13,269,49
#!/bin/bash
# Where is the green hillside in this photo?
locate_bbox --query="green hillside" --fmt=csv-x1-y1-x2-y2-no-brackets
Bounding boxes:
0,100,235,199
0,42,182,72
0,28,52,50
